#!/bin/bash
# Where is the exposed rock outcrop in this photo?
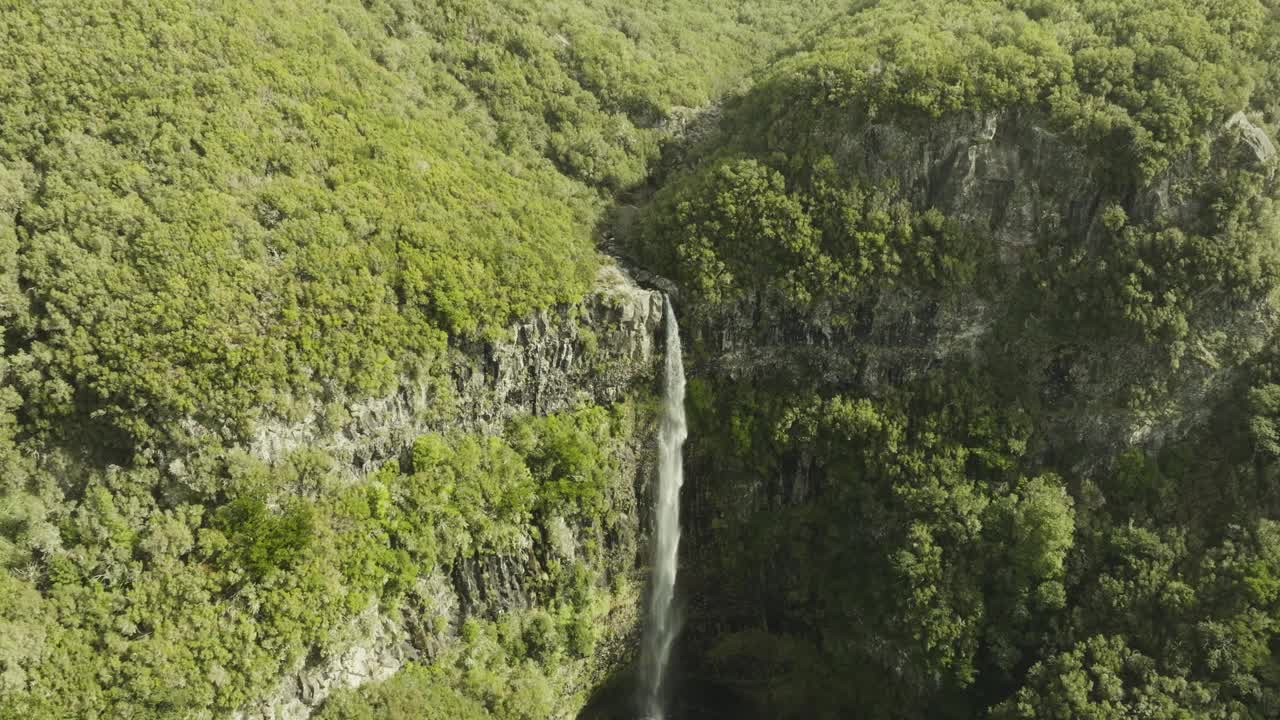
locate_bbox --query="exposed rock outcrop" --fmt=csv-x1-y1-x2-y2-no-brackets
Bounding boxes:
234,264,665,720
250,265,664,476
686,109,1278,467
232,609,412,720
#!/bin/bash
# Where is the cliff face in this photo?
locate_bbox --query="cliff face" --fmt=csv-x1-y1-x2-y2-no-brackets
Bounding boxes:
240,99,1277,720
686,108,1277,466
234,266,665,719
660,101,1280,716
249,265,665,475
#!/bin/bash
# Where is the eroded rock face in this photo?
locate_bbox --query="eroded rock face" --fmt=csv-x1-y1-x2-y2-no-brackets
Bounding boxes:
232,609,412,720
233,264,664,720
449,264,665,435
1227,111,1277,164
250,265,664,476
688,109,1277,467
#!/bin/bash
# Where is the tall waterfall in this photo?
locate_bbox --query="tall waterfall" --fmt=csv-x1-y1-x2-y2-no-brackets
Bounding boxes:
639,299,688,720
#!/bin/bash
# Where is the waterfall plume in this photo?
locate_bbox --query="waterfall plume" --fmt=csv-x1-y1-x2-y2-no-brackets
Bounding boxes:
639,298,688,720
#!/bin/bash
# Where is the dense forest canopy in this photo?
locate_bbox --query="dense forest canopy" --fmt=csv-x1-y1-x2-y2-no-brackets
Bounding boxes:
0,0,840,453
5,0,1280,718
0,0,849,716
631,0,1280,718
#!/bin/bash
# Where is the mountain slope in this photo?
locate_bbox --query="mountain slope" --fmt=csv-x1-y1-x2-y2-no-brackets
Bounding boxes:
630,0,1280,717
0,1,849,717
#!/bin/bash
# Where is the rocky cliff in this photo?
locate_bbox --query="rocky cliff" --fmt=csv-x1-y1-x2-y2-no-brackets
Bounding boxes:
682,108,1277,468
638,65,1280,713
234,265,666,719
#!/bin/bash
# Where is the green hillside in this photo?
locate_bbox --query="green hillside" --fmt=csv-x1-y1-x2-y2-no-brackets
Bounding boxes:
633,1,1280,717
7,1,1280,719
0,1,847,717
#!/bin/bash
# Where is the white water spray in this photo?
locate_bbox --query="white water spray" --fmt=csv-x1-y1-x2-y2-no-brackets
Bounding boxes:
639,299,687,720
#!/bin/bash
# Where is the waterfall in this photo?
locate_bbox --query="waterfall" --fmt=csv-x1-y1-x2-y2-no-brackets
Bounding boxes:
639,298,688,720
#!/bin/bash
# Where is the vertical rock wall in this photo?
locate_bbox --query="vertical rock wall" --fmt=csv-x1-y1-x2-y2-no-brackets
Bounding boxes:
234,265,665,719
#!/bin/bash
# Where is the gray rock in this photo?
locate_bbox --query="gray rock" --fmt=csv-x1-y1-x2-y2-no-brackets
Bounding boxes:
1226,111,1277,164
249,264,663,477
688,108,1278,470
232,263,664,719
233,607,410,720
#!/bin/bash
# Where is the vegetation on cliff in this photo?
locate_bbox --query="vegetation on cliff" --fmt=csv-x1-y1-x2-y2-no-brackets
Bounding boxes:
0,0,843,716
6,0,1280,718
640,0,1279,354
0,399,647,718
633,0,1280,717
